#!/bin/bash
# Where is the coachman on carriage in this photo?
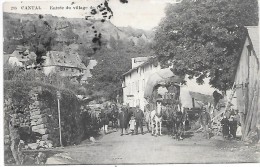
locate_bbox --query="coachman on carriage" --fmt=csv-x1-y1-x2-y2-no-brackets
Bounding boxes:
144,68,187,140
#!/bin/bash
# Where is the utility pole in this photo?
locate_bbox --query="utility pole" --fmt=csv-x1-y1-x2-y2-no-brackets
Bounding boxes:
57,91,63,147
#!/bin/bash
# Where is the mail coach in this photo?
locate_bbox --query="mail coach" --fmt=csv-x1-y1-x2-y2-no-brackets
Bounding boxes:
21,6,42,10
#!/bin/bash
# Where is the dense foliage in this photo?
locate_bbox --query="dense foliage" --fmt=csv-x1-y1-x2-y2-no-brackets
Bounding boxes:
3,0,153,102
4,66,86,95
154,0,258,92
87,38,153,100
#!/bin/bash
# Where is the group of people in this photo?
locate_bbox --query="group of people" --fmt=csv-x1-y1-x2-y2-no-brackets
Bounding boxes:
99,102,235,140
220,110,240,139
198,106,241,140
98,104,147,136
99,101,190,139
118,105,145,136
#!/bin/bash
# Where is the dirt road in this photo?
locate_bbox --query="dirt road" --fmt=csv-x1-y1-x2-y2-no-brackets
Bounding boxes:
48,127,259,165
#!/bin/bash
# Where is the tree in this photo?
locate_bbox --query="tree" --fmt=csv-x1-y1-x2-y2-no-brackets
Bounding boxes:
20,19,57,64
86,37,153,100
153,0,258,92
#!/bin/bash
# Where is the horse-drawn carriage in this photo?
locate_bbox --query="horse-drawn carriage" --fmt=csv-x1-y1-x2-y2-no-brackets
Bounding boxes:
144,69,188,139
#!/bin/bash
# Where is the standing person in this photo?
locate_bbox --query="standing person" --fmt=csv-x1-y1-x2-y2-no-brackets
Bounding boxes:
133,105,144,135
129,116,136,135
220,115,230,139
175,109,184,140
111,104,119,130
144,104,151,133
229,115,237,139
100,109,109,134
199,107,211,139
118,106,128,136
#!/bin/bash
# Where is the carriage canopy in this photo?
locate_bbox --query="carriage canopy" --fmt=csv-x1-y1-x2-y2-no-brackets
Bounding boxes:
144,68,184,99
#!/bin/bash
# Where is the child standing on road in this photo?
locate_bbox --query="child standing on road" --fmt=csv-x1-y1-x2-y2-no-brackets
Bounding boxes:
129,116,136,135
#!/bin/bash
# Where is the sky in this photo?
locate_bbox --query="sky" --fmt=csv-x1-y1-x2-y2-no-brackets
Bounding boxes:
2,0,178,30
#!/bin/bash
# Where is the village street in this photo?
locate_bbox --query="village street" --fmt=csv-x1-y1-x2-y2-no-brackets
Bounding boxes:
3,0,259,166
46,127,260,164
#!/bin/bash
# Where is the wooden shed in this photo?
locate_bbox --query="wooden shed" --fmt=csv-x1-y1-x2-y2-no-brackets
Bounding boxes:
233,26,259,141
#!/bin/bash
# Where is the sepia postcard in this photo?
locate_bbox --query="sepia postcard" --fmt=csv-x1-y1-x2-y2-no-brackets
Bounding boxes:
1,0,260,166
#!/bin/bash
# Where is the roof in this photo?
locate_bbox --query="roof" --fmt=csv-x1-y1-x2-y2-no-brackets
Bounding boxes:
122,57,156,76
81,71,91,81
10,50,37,62
246,26,259,57
45,51,87,69
81,60,97,81
189,91,214,104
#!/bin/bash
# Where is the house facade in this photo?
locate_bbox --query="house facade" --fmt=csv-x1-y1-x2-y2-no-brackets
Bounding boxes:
122,57,161,110
43,51,87,80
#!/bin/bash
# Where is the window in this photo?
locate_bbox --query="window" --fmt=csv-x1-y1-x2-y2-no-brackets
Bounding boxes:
247,45,252,56
136,80,139,92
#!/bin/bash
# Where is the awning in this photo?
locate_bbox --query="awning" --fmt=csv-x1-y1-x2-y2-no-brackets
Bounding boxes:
144,68,184,99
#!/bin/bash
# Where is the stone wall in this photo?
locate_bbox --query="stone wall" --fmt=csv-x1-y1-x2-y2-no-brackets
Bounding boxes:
4,81,84,165
27,87,56,149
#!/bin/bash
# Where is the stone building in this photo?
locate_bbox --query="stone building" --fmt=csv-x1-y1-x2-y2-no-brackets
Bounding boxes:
42,51,87,80
4,46,37,69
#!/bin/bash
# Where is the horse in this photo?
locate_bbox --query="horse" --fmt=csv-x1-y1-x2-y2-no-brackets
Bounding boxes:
150,100,163,136
110,106,119,130
162,105,174,135
106,104,119,130
164,103,186,140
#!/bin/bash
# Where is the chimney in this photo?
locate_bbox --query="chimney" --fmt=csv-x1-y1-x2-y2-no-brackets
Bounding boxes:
131,57,149,69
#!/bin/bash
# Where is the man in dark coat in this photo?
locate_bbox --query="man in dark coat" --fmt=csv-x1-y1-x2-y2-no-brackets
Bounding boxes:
118,106,128,136
229,115,237,139
133,105,144,135
199,107,211,139
221,115,230,139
